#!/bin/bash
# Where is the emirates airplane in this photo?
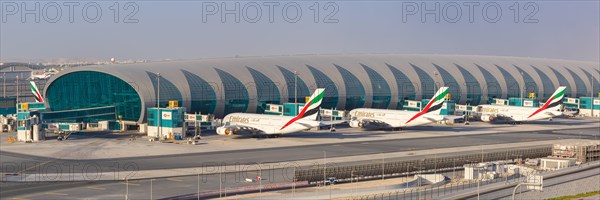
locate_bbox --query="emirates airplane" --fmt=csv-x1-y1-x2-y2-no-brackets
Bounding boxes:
216,88,343,136
348,87,461,130
475,86,567,123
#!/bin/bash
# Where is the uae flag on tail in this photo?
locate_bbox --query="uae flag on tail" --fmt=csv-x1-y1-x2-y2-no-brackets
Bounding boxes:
30,81,44,102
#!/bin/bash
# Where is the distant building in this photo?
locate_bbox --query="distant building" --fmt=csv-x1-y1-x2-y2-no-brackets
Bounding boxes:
552,142,600,164
540,158,576,170
42,54,599,123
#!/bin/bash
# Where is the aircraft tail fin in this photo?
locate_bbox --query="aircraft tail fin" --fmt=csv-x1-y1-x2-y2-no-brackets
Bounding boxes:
30,81,44,103
279,88,325,130
528,86,567,118
299,88,325,120
405,87,449,124
546,86,567,109
427,87,449,115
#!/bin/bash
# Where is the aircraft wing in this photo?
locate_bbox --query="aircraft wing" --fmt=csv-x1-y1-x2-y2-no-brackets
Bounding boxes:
561,110,579,117
419,115,463,122
421,115,445,122
295,122,319,129
224,124,267,134
319,120,348,126
357,118,395,127
443,115,465,121
544,110,564,117
491,113,515,121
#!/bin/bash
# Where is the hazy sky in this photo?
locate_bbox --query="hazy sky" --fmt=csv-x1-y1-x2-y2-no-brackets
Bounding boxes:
1,1,599,62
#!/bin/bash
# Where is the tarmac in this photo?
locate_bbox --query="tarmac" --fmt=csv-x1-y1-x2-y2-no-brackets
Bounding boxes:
1,118,598,160
0,118,598,199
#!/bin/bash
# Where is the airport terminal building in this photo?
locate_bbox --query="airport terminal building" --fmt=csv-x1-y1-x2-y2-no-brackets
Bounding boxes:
42,54,600,123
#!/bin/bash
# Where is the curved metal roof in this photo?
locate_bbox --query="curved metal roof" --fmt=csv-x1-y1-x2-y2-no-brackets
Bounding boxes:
44,54,600,122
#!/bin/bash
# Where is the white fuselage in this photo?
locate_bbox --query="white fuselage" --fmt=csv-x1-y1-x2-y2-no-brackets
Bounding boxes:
348,108,444,128
476,104,561,122
220,113,320,135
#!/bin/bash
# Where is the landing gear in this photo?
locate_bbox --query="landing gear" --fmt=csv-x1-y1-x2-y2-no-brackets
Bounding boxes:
255,134,281,138
392,127,402,131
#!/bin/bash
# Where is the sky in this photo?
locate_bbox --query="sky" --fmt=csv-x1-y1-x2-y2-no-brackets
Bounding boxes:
1,1,599,63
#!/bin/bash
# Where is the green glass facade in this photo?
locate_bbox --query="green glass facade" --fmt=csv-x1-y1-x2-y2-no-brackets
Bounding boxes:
496,65,520,98
550,67,572,97
45,71,142,121
215,68,249,114
278,66,309,103
566,68,588,97
42,55,598,122
532,66,555,101
181,70,217,114
456,64,481,104
434,64,461,102
335,64,365,110
307,65,338,109
361,64,391,109
580,68,600,95
410,64,435,99
514,65,538,97
247,67,281,113
477,65,501,102
147,71,183,107
387,64,416,109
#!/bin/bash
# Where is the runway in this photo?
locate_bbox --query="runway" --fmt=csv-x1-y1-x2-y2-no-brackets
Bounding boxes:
0,125,598,199
1,126,597,173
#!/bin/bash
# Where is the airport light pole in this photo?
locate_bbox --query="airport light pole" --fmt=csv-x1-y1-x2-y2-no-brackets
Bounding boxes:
350,169,354,197
406,164,410,188
452,158,456,180
294,71,298,115
481,145,484,163
157,72,161,107
2,72,5,98
156,72,161,140
125,178,129,200
323,151,326,186
520,71,524,99
434,152,437,182
15,75,19,104
477,165,480,200
434,71,439,92
590,74,595,117
382,153,385,180
259,168,262,194
418,159,423,200
293,166,296,199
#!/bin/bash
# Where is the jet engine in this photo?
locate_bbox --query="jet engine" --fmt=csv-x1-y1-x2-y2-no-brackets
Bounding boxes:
216,127,238,135
480,115,494,122
349,120,364,128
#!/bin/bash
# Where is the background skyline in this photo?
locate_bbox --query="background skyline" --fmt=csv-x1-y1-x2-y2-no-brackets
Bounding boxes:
1,1,599,63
